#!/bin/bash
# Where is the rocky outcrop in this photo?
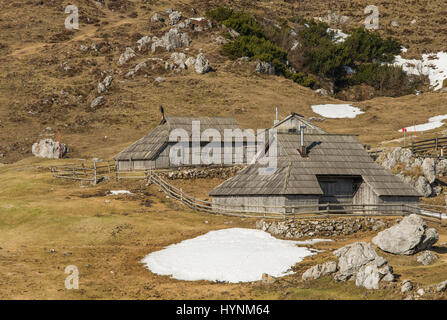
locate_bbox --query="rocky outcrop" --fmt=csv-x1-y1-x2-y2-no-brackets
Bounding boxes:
255,217,391,239
194,53,211,74
375,147,446,198
416,250,438,265
151,28,191,53
372,214,438,255
32,139,68,159
302,261,338,281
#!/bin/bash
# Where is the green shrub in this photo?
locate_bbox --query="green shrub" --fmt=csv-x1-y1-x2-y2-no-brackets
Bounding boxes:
222,35,287,61
351,63,417,95
205,7,234,22
342,28,402,63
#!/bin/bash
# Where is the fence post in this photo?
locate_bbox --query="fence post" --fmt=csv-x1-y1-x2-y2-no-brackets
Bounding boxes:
411,142,414,153
93,160,97,185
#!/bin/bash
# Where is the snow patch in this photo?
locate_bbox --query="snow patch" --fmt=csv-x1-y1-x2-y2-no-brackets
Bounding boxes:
108,190,132,195
327,28,349,44
141,228,316,283
311,104,364,119
393,52,447,91
398,114,447,132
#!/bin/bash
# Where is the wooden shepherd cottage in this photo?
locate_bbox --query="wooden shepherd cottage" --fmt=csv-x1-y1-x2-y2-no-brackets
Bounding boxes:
209,113,421,213
115,114,254,170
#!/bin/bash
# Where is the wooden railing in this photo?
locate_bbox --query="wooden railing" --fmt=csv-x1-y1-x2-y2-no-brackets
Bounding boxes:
50,159,114,185
410,136,447,155
147,170,446,223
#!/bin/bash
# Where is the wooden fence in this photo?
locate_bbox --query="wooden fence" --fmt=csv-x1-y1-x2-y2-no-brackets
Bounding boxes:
410,136,447,155
147,170,446,223
50,159,115,185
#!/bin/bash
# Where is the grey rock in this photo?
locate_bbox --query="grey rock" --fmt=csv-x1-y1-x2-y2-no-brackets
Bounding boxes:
98,82,106,94
355,263,384,289
391,20,399,27
436,159,447,176
90,96,105,108
215,35,228,44
169,11,182,25
118,47,136,65
194,53,211,74
416,288,425,296
32,139,68,159
416,250,438,265
436,280,447,292
255,61,275,75
415,176,432,197
151,28,191,52
103,75,113,87
401,279,413,294
315,88,329,96
151,13,164,22
372,214,439,255
333,242,385,281
185,57,196,68
137,36,151,51
154,77,165,83
171,52,187,69
422,158,436,183
302,261,338,281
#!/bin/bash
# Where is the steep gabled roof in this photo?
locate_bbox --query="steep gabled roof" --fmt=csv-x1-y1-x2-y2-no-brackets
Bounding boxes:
115,116,242,161
273,112,327,134
210,132,421,197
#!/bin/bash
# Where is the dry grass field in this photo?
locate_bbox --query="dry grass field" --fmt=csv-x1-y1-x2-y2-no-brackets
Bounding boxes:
1,0,447,300
0,158,446,300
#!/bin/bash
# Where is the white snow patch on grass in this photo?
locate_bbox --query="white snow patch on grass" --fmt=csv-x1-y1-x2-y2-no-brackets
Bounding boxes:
327,28,349,44
311,104,364,119
108,190,132,195
393,52,447,90
398,114,447,132
141,228,316,283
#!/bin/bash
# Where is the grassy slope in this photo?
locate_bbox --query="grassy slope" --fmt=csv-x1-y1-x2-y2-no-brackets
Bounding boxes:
2,0,447,164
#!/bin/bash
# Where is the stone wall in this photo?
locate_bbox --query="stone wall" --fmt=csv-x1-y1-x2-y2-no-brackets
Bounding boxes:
157,165,244,180
255,217,394,238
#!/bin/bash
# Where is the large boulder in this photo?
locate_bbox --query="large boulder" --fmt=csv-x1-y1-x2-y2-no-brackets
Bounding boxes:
333,242,387,281
332,242,393,289
415,176,432,197
422,158,436,184
355,264,394,289
194,53,211,74
32,139,68,159
372,214,438,255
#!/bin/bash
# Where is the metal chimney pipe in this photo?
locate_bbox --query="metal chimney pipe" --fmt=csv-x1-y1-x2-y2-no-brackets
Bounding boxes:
299,124,307,156
274,107,279,125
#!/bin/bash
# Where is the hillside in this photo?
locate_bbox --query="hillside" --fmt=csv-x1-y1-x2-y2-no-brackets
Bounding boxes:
1,0,447,164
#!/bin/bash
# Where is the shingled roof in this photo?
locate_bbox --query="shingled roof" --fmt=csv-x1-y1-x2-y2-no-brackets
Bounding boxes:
115,116,242,161
209,131,421,197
